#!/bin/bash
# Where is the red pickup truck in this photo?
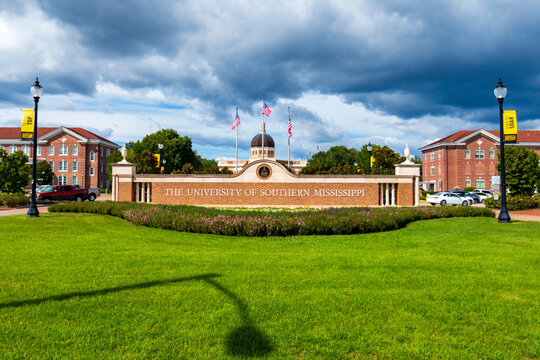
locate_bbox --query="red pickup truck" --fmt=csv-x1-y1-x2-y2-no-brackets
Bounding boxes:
37,185,96,202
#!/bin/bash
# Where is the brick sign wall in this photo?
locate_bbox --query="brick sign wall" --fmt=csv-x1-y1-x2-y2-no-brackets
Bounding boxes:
113,159,419,207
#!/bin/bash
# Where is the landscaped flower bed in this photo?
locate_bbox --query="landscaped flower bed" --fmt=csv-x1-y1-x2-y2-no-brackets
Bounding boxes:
49,202,495,237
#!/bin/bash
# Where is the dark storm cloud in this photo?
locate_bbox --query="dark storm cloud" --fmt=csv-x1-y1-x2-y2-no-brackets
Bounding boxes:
36,0,198,57
2,0,540,130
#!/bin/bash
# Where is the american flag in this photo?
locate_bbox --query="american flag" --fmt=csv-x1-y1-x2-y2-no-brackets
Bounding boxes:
231,111,240,130
262,102,271,116
288,120,292,138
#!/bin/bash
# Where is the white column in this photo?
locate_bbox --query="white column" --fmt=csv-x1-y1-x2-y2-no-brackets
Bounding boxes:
136,183,140,202
146,183,151,203
385,184,389,206
414,177,419,206
379,184,383,205
391,184,396,206
111,175,116,202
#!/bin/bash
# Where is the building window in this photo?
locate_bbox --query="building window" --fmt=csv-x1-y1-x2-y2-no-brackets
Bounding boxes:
100,147,103,157
425,167,428,176
59,145,68,155
106,149,110,156
72,161,78,171
465,179,471,188
37,147,41,156
438,165,441,175
476,179,485,189
90,167,94,176
59,160,68,172
9,146,17,154
49,161,54,170
22,146,30,155
49,145,54,155
438,180,443,191
465,149,470,159
430,166,435,176
438,151,441,160
430,153,435,161
73,145,78,155
475,150,484,159
489,149,495,159
89,151,95,161
72,176,78,185
59,176,67,185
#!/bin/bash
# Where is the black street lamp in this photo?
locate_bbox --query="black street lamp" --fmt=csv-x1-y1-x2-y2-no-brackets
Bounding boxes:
27,78,43,218
367,142,373,174
494,78,511,223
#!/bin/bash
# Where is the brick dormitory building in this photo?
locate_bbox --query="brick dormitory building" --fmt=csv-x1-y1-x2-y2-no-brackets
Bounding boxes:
419,129,540,192
0,127,119,189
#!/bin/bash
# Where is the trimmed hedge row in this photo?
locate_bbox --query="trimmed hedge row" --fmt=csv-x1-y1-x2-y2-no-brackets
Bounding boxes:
49,202,495,237
0,193,30,208
484,195,540,211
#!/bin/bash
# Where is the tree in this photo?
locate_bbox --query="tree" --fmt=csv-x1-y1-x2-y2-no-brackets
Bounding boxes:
0,151,31,193
496,146,540,196
372,146,405,175
127,129,203,173
133,150,159,174
36,161,54,185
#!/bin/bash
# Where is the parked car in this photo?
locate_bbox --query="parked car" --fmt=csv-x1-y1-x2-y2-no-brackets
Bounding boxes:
473,189,494,196
471,191,492,202
450,190,477,204
73,185,100,201
426,192,469,206
37,185,94,202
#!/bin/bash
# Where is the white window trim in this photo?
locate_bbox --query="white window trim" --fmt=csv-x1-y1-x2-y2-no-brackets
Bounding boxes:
465,149,470,159
73,145,78,155
90,151,95,162
72,160,78,172
90,167,95,176
59,145,68,156
49,146,54,155
59,160,68,172
37,147,42,156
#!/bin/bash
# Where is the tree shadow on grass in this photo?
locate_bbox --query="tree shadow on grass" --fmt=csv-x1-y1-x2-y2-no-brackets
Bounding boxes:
0,273,274,357
204,278,274,357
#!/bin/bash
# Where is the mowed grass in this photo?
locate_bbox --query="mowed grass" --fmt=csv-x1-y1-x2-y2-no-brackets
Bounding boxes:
0,213,539,359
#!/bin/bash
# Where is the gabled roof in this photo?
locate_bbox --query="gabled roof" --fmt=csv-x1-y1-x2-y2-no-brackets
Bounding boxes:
419,129,540,151
0,127,119,147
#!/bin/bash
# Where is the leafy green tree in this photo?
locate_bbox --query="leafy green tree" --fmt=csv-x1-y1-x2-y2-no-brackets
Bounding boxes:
133,150,159,174
372,146,405,175
36,161,54,185
496,146,540,196
181,163,195,174
0,151,31,193
127,129,205,173
309,146,358,169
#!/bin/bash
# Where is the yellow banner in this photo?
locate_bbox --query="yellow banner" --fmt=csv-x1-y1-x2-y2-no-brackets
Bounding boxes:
370,156,375,168
503,110,517,143
503,110,517,135
21,109,34,139
154,154,160,166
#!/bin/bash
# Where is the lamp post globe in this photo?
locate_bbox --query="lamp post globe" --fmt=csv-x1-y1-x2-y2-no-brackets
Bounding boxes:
366,142,373,174
27,78,43,218
494,78,511,223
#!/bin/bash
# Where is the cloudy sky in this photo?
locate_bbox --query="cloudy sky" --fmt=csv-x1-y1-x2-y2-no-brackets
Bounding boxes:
1,0,539,161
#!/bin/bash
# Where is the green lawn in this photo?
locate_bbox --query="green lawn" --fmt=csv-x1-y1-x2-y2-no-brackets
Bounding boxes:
0,213,539,359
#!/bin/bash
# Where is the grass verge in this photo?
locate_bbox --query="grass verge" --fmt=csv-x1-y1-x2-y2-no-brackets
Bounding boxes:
0,213,539,359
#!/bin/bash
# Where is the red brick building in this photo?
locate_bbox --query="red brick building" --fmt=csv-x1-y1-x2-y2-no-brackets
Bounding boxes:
419,129,540,191
0,127,119,189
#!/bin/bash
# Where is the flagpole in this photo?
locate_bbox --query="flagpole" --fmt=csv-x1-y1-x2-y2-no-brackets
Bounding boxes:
261,94,265,160
288,107,290,168
235,107,238,173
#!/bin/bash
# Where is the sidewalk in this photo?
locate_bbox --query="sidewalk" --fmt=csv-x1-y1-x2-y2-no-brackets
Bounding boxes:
0,205,50,217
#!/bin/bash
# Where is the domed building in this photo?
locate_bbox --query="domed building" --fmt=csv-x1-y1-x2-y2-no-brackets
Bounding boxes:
217,119,307,173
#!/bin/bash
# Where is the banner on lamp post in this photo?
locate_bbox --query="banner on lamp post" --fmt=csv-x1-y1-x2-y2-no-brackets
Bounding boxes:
503,110,517,143
21,109,34,140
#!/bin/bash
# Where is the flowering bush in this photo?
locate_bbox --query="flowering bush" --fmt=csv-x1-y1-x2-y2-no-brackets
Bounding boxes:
49,202,495,237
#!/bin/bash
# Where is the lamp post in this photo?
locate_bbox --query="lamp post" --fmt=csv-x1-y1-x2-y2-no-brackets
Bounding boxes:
367,142,373,174
27,78,43,218
494,78,511,223
158,142,163,173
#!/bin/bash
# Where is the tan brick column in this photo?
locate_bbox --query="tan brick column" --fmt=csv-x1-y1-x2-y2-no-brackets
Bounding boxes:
112,162,136,202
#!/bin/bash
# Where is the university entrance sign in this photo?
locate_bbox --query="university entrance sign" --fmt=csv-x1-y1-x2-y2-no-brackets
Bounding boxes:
112,159,421,207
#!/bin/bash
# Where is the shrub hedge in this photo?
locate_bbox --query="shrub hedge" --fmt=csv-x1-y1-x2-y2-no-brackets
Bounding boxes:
0,193,30,207
484,195,540,211
49,202,495,237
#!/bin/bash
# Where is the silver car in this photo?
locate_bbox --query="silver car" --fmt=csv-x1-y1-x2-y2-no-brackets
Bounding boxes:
426,192,469,206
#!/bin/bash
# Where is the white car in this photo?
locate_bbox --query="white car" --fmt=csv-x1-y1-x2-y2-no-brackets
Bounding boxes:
471,191,492,202
426,192,469,206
